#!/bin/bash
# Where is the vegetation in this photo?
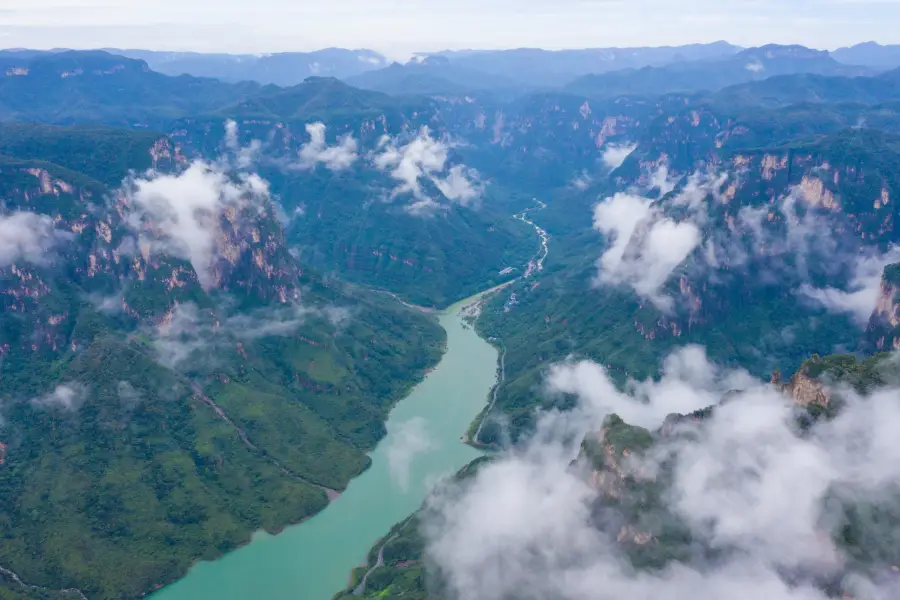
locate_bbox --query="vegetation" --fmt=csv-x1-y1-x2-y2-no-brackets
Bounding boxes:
0,128,446,599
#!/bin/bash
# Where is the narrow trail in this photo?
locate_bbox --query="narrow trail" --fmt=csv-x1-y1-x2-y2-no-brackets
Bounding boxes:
189,383,341,501
475,345,506,442
352,535,398,595
367,288,437,314
0,564,89,600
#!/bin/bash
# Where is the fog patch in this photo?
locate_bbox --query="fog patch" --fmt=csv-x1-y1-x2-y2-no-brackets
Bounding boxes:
602,143,637,171
0,211,70,268
422,348,900,600
386,417,435,493
31,383,88,412
297,122,359,171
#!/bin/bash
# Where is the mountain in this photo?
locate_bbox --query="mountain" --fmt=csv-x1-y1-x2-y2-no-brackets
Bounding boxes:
564,44,872,99
704,69,900,111
865,262,900,351
211,76,429,121
344,58,530,97
468,103,900,443
833,41,900,69
0,50,262,127
415,42,742,88
109,48,389,86
337,352,899,600
0,123,445,598
5,38,900,600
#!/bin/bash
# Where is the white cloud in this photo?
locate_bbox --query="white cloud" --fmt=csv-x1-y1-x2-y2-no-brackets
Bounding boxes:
799,247,900,327
546,345,753,430
650,165,678,197
224,119,262,169
0,211,68,268
121,160,270,289
31,383,88,412
423,348,900,600
571,171,592,191
745,60,766,72
152,301,345,369
386,417,435,492
592,192,700,310
297,122,359,171
434,165,483,206
601,143,637,170
373,127,484,211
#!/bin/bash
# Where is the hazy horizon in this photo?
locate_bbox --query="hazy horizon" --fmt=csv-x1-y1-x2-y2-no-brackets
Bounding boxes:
2,0,899,61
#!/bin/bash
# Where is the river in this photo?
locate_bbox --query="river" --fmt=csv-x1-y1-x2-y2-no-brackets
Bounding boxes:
150,293,500,600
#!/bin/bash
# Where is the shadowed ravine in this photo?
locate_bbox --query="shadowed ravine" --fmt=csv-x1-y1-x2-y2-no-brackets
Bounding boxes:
149,293,501,600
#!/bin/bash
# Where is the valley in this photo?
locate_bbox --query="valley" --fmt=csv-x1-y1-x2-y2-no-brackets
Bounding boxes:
148,292,500,600
3,37,900,600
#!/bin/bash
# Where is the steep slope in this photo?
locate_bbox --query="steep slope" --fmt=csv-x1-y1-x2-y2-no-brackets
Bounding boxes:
0,124,444,599
337,353,900,600
473,115,900,443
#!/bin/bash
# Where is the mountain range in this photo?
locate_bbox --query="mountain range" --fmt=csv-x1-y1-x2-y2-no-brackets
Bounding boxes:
4,40,900,600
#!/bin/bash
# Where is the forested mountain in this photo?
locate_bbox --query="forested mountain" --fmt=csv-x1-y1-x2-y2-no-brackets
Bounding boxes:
0,123,445,598
3,42,900,600
340,353,900,600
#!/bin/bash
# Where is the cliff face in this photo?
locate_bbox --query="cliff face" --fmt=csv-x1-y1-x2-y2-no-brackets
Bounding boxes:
782,368,831,408
865,263,900,352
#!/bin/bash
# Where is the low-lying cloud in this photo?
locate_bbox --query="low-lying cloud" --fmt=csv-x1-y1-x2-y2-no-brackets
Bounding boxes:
374,127,484,213
592,170,883,317
422,347,900,600
152,300,349,370
601,143,637,171
224,119,262,169
31,383,88,412
297,122,359,171
386,417,435,493
799,247,900,327
593,192,700,311
0,211,69,268
120,160,270,289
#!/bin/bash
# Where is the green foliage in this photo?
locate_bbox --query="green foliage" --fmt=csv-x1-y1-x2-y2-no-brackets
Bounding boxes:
0,128,447,599
0,123,164,185
0,51,262,128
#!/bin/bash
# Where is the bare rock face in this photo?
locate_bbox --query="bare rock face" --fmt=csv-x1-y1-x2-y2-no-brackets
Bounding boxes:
865,263,900,352
782,368,831,408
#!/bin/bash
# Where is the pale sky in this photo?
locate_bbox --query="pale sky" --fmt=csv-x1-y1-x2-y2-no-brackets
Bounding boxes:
1,0,899,60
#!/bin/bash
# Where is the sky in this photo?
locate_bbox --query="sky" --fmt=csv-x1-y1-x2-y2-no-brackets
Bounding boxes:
1,0,900,60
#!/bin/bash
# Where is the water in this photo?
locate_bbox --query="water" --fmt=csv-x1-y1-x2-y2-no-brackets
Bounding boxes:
151,296,499,600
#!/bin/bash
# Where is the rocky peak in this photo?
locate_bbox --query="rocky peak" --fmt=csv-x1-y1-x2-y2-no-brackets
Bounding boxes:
781,367,831,408
865,263,900,351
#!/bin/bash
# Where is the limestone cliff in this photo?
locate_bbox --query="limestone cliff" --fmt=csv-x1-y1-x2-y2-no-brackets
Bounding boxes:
865,263,900,352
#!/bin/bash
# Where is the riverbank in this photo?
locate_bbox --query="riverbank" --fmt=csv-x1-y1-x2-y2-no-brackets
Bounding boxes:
149,293,501,600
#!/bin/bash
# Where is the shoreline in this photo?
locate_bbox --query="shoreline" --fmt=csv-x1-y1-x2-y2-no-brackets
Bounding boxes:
146,283,504,600
145,202,548,599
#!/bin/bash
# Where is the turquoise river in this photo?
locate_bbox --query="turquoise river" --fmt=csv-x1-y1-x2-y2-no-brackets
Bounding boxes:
151,292,501,600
